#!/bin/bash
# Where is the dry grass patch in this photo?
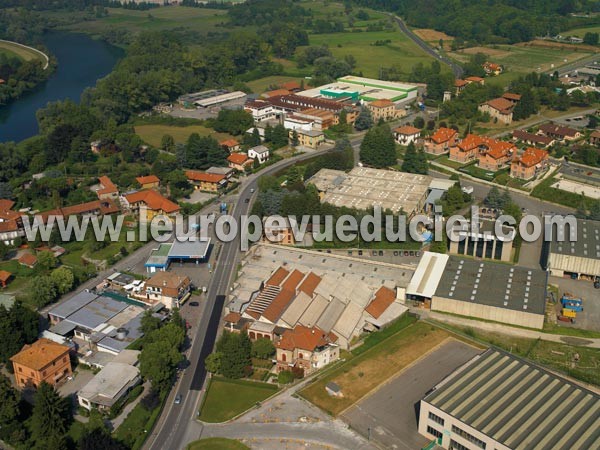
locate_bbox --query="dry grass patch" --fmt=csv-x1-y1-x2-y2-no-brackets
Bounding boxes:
459,46,512,57
517,39,599,53
413,29,454,43
299,321,451,416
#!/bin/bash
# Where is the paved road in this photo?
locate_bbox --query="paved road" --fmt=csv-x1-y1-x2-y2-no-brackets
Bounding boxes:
145,148,339,450
392,15,464,78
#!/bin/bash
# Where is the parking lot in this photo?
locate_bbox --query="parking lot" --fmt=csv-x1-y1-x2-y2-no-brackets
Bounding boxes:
340,339,482,450
548,276,600,332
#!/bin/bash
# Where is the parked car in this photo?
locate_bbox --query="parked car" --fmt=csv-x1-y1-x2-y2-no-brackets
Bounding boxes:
174,394,182,405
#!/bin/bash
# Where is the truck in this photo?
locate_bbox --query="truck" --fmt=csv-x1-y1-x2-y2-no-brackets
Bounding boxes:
561,294,583,312
561,308,577,319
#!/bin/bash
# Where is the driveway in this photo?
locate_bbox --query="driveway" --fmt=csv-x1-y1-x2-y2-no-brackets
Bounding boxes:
340,339,482,450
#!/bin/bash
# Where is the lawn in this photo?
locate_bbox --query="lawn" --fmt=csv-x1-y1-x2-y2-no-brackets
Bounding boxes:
187,438,249,450
308,29,441,79
0,41,47,63
0,259,36,294
565,25,600,38
134,124,235,148
299,318,452,416
459,162,497,181
57,6,230,35
435,155,467,170
113,403,152,448
199,377,279,423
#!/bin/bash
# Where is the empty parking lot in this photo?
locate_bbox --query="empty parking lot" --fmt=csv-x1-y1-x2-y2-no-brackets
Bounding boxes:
341,339,483,450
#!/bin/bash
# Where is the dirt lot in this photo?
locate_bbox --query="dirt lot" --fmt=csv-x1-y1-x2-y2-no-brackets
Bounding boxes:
413,29,454,43
341,339,482,450
299,321,454,416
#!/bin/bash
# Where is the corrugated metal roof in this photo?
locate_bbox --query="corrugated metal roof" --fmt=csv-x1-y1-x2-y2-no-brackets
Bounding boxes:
48,291,98,319
424,349,600,450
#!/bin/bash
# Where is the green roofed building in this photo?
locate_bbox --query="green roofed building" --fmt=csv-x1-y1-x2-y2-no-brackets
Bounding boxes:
419,348,600,450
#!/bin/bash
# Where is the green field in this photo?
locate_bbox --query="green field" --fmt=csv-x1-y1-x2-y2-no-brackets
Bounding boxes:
564,25,600,38
187,438,249,450
199,377,278,423
58,6,230,35
0,41,47,64
134,124,235,147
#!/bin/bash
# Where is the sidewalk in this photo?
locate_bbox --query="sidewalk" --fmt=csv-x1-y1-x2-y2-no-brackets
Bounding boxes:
415,309,600,348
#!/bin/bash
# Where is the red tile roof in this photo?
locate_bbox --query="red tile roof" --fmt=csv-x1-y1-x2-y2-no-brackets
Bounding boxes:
41,200,120,220
298,272,321,296
227,153,250,165
538,123,579,138
262,269,305,322
502,92,522,101
185,170,226,184
276,325,338,352
512,130,554,146
223,312,241,324
145,271,190,298
0,199,15,212
0,270,11,283
484,97,514,113
265,267,290,287
97,176,118,196
136,175,160,186
18,253,37,267
458,134,515,158
455,79,469,87
431,127,457,144
124,190,179,213
590,130,600,139
365,286,396,319
219,139,240,148
10,338,70,370
0,220,19,233
394,125,421,136
466,76,485,83
514,147,548,167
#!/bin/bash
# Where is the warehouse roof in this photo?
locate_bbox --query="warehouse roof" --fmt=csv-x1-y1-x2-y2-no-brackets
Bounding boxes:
67,296,128,330
550,218,600,260
406,251,449,299
316,297,346,333
168,238,211,260
48,291,98,319
78,361,140,407
434,257,547,315
424,349,600,450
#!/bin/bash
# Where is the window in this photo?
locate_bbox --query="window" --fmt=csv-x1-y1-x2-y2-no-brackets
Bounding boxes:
63,357,67,363
452,425,486,449
450,440,469,450
428,411,444,426
281,353,286,362
427,426,442,439
299,353,303,359
18,367,22,373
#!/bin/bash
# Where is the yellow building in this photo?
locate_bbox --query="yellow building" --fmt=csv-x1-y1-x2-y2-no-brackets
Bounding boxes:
293,129,325,149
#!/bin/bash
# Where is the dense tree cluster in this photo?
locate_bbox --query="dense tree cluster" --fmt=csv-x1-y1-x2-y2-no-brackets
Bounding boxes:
360,124,397,168
401,142,428,174
409,61,454,101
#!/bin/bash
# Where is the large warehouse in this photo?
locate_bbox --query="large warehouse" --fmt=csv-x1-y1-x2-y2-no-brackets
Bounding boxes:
545,218,600,281
307,167,432,216
419,349,600,450
407,252,547,329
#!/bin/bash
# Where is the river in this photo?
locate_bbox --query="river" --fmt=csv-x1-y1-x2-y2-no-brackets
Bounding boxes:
0,31,123,143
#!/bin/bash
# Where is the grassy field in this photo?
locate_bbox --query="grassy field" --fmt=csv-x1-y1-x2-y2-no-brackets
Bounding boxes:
187,439,249,450
199,377,278,423
58,6,230,35
134,124,235,147
114,403,152,447
565,25,600,37
299,319,453,416
0,41,47,63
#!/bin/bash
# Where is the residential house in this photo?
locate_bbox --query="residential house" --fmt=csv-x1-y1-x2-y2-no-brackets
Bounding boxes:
590,130,600,146
394,125,421,146
222,312,251,334
78,352,141,411
219,139,241,153
465,76,485,85
478,140,515,172
185,171,227,193
502,92,521,104
10,338,72,389
483,62,503,76
0,200,23,246
247,145,270,164
454,79,469,96
512,130,555,149
144,271,191,309
366,99,400,122
96,176,119,200
478,97,515,124
0,270,11,288
122,190,180,222
538,123,582,142
90,140,101,154
40,200,120,222
262,217,300,246
18,253,37,269
294,129,325,149
206,166,235,180
424,127,458,155
450,134,515,168
135,175,160,190
275,325,339,376
245,100,276,122
227,153,254,172
510,147,549,180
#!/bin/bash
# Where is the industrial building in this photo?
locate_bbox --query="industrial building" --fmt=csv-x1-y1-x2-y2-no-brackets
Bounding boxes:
407,252,547,329
227,244,413,349
448,219,516,262
145,238,211,273
307,167,432,216
419,348,600,450
298,75,419,103
178,89,246,108
545,218,600,281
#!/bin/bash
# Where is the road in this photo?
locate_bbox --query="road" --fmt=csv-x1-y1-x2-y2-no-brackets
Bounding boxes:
144,148,337,450
391,15,464,78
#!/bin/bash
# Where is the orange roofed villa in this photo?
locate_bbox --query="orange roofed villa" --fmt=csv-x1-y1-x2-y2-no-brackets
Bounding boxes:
122,189,180,222
510,147,549,180
478,93,520,125
11,338,72,389
449,134,516,171
424,127,458,155
275,325,339,376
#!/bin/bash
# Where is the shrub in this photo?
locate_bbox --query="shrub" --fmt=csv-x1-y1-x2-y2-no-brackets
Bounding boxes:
278,370,294,384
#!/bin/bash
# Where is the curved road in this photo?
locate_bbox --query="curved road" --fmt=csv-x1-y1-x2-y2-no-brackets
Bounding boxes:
391,15,464,78
144,148,338,450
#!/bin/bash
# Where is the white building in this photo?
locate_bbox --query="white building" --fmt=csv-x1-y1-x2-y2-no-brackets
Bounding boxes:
247,145,270,164
245,100,276,122
393,125,421,146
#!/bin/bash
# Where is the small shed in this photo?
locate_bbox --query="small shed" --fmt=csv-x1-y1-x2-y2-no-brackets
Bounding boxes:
325,381,343,398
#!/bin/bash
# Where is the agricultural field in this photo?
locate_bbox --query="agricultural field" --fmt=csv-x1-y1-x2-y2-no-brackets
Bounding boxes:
299,318,453,416
57,6,230,35
565,25,600,38
0,40,47,64
134,124,235,147
413,28,454,46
